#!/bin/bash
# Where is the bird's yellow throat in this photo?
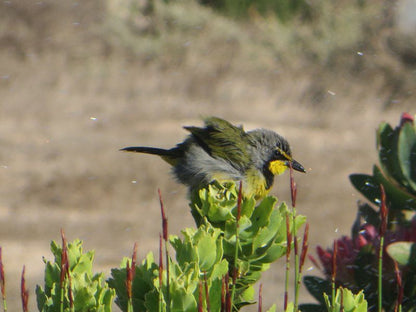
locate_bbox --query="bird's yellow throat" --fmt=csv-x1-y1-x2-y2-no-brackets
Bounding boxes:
269,160,289,176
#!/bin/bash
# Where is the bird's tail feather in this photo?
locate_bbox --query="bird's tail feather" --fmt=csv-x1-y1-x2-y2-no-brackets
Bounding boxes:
120,146,170,156
120,146,178,165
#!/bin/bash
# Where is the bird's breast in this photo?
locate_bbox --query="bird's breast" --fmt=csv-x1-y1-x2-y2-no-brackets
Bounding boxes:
243,168,269,200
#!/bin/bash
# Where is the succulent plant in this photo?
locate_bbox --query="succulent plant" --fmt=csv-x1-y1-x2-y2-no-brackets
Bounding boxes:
302,113,416,312
109,181,305,311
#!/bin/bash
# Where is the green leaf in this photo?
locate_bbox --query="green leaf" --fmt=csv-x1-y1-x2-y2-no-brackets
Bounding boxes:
196,234,217,271
170,284,197,312
38,239,115,312
209,259,228,280
252,210,279,252
324,288,368,312
377,122,406,185
350,166,416,211
373,165,416,210
254,244,285,263
349,173,380,206
386,241,415,266
250,196,277,234
398,122,416,192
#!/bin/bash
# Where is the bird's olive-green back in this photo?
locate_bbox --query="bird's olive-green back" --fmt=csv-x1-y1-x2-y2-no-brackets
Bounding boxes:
184,117,252,171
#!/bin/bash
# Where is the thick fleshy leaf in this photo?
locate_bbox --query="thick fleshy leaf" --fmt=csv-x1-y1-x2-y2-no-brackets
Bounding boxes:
373,165,416,210
398,122,416,192
386,241,416,266
350,166,416,211
377,122,406,185
349,173,380,206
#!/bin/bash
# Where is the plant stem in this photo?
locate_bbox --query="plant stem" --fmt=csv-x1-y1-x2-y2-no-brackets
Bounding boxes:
159,234,163,312
378,184,388,312
0,247,7,312
159,189,170,312
284,213,291,311
378,236,384,312
230,182,243,310
331,240,338,312
293,207,299,311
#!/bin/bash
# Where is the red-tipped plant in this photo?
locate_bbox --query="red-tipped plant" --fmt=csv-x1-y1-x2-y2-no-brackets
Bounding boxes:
0,247,6,312
331,240,338,311
158,234,164,312
393,260,403,312
203,272,211,312
225,273,231,312
60,229,73,312
158,189,170,310
297,223,309,299
221,275,226,312
126,243,137,312
230,182,243,306
198,281,204,312
289,163,298,209
125,261,133,312
258,284,263,312
284,213,292,311
21,266,29,312
125,243,138,304
289,164,302,311
299,223,309,274
378,184,388,312
159,189,168,242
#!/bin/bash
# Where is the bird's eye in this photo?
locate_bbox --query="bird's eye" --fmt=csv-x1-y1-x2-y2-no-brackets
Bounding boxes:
274,148,283,159
274,147,291,160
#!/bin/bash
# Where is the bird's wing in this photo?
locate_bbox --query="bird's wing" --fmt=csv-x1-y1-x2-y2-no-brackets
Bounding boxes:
184,117,251,170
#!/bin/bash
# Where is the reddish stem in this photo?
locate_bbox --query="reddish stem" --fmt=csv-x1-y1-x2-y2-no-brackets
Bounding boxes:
198,281,204,312
20,266,29,312
158,189,168,242
289,163,297,208
394,260,403,311
332,240,338,283
159,234,163,290
204,272,211,312
299,223,309,273
0,247,5,300
379,184,388,237
258,284,263,312
221,276,226,312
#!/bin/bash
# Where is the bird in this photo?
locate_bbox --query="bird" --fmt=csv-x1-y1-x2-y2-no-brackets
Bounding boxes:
121,117,305,199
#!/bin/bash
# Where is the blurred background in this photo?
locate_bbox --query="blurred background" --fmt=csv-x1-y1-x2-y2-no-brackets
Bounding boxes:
1,0,415,310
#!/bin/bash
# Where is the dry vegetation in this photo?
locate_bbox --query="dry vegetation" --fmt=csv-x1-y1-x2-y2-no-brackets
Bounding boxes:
0,0,415,310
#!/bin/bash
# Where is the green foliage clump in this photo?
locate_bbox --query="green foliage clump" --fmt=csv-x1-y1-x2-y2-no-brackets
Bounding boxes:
197,0,311,22
108,224,228,312
350,113,416,218
191,181,305,302
324,288,367,312
109,181,305,311
36,240,115,312
302,113,416,312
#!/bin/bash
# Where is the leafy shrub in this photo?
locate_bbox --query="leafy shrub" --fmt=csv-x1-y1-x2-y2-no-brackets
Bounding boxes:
302,113,416,312
108,181,305,311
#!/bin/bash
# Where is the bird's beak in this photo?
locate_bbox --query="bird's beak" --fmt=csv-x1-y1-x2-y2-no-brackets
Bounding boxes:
290,159,306,173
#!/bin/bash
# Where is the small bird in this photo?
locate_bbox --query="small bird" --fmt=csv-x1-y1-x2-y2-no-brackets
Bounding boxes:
121,117,305,199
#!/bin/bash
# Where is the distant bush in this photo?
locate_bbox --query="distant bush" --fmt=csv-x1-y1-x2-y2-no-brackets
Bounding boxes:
197,0,311,22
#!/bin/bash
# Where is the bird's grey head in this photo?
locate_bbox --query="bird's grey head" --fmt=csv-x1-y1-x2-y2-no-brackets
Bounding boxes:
247,129,292,170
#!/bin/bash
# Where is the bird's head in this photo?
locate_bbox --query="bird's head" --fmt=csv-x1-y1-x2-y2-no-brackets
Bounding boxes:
248,129,305,176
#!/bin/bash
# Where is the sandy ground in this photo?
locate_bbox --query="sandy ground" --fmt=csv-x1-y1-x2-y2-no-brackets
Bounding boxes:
1,1,415,311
